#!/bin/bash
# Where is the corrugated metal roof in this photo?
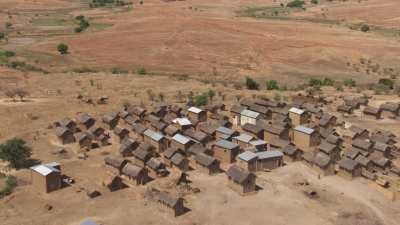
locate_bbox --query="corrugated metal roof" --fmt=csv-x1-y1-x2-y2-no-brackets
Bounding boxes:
249,139,267,146
172,133,191,145
215,139,238,150
294,125,314,135
256,150,283,159
31,164,59,176
216,126,235,135
144,129,164,141
233,133,254,143
172,118,192,126
238,151,258,161
289,107,305,115
240,109,260,119
188,107,203,114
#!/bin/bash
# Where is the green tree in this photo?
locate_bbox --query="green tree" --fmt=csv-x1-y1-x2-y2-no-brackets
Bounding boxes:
361,24,370,32
286,0,305,8
245,76,259,90
207,89,216,102
344,79,356,87
57,43,69,54
194,93,208,106
266,80,279,90
0,138,32,168
137,67,147,75
0,32,5,40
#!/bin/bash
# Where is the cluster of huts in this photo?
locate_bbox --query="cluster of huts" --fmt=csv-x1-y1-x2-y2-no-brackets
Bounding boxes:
48,94,400,213
337,96,400,120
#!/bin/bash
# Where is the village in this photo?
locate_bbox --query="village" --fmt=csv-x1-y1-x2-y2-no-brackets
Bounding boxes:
24,90,399,224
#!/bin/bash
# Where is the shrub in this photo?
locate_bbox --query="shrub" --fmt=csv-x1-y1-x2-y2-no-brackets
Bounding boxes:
309,78,335,87
287,0,305,8
361,24,370,32
111,67,128,74
194,93,208,106
311,0,318,4
207,89,216,101
0,138,32,169
378,78,394,89
75,15,85,21
57,43,69,54
245,76,259,90
0,176,17,199
137,67,147,75
344,79,356,87
266,80,279,90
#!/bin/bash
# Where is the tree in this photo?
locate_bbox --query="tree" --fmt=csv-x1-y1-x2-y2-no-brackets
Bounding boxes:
266,80,279,90
57,43,69,54
15,88,29,101
361,24,370,32
245,76,259,90
137,67,147,75
0,32,5,40
0,138,32,169
207,89,215,102
194,93,208,106
4,89,17,102
344,79,356,87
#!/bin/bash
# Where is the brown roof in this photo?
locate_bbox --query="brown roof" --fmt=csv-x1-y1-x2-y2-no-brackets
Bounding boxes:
230,105,246,114
313,153,331,168
132,148,152,161
355,155,371,167
132,123,147,134
338,158,359,171
55,126,71,137
249,104,270,115
352,139,372,151
183,129,208,143
127,106,146,116
242,123,263,134
373,142,390,152
282,144,299,156
326,134,341,145
363,106,381,116
195,153,218,167
380,102,400,112
171,153,186,165
319,114,335,127
337,104,353,113
153,191,182,208
163,147,179,159
226,165,254,184
124,115,140,125
318,141,338,154
104,156,128,169
264,125,286,135
269,137,290,148
121,163,144,177
188,143,208,155
344,147,361,160
164,124,180,136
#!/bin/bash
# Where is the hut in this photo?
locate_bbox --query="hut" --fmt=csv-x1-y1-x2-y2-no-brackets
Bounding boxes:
213,140,240,163
171,133,193,151
230,105,246,126
30,162,62,193
143,129,168,152
194,153,220,174
352,139,373,155
288,107,308,126
55,126,75,144
363,106,382,120
103,175,125,192
172,118,193,130
215,126,238,141
337,104,353,114
119,138,139,157
237,151,258,172
282,144,302,162
242,123,264,139
104,156,129,173
318,141,341,161
171,153,189,171
102,112,119,129
59,117,77,132
146,158,167,178
379,102,400,119
226,165,256,195
183,129,209,145
74,132,92,149
318,113,337,131
132,148,152,167
255,150,283,170
263,125,289,143
240,109,262,126
188,107,207,122
113,126,129,142
338,158,361,180
232,133,255,149
164,124,180,137
153,191,185,217
293,126,320,152
131,123,147,141
312,153,334,176
76,113,95,130
121,163,148,185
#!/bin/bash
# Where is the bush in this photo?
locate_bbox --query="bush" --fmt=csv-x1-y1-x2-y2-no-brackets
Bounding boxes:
266,80,279,90
0,138,32,169
245,76,259,90
0,176,17,199
194,93,208,106
111,67,128,74
378,78,395,89
309,78,335,87
137,67,147,75
0,32,5,39
311,0,318,4
287,0,305,8
57,43,69,54
344,79,356,87
207,89,216,101
75,15,85,21
361,24,370,32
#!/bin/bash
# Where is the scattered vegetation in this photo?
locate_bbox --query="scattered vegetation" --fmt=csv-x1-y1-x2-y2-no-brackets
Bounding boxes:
286,0,305,8
266,80,279,90
111,67,128,74
245,76,259,90
361,24,370,32
7,61,48,73
0,176,17,199
57,43,69,55
74,15,90,33
137,67,147,75
0,138,32,169
308,78,335,87
343,79,356,87
378,78,395,89
89,0,132,8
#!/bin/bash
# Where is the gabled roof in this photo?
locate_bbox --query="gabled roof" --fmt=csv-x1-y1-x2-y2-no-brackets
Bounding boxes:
188,143,208,155
30,163,60,176
132,148,151,161
132,123,147,134
319,113,335,127
226,165,253,184
240,109,260,119
76,113,94,124
164,124,180,136
195,153,218,167
338,158,359,171
363,106,381,115
172,118,192,126
380,102,400,112
104,156,128,169
188,107,203,114
352,139,372,151
183,129,208,142
264,125,286,135
146,158,163,170
355,155,371,167
153,192,182,207
121,163,143,177
172,133,191,145
249,139,267,146
171,153,185,165
144,129,165,141
256,150,283,160
318,141,338,154
289,107,305,115
237,151,258,162
55,126,70,137
294,125,315,135
282,145,299,155
242,123,263,134
215,139,239,150
344,147,361,160
249,104,270,115
216,126,235,136
233,133,254,144
313,153,331,168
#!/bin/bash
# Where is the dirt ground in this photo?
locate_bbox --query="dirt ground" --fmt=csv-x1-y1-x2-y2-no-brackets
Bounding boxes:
1,0,400,224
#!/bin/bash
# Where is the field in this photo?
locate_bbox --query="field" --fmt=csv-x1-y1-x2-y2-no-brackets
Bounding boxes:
1,0,400,225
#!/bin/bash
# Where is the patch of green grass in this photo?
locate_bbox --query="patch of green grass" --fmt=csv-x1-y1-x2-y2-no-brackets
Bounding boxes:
32,18,76,27
0,176,17,199
90,23,113,30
